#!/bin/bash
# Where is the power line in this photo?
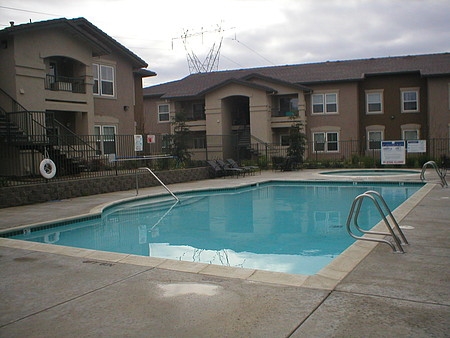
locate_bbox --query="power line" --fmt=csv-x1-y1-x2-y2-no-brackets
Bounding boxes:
0,5,61,18
232,36,277,66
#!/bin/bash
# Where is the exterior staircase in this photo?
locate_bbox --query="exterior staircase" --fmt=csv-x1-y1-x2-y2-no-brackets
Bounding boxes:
0,88,91,176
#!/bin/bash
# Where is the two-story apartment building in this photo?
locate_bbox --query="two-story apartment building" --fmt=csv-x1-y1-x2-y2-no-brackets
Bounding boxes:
143,53,450,162
0,18,155,175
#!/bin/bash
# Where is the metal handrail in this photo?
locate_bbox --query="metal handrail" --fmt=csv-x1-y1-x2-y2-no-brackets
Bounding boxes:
420,161,447,187
136,167,179,201
346,190,408,253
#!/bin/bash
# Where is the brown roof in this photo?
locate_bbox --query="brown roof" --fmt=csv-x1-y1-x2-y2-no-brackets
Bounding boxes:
143,52,450,99
1,17,152,70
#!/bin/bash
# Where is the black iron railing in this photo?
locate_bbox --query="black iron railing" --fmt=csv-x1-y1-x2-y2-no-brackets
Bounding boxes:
45,75,86,93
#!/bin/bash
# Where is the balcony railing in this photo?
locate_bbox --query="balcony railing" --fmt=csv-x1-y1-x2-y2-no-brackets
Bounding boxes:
45,75,86,94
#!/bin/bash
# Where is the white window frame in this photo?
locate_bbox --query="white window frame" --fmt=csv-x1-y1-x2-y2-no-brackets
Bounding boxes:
366,90,383,114
367,130,383,150
403,129,419,141
401,88,419,113
401,124,420,147
312,92,338,115
312,131,339,152
93,63,115,97
158,104,170,123
366,125,385,151
94,125,117,155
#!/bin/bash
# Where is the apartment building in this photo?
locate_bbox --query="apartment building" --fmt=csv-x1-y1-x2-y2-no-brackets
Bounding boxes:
143,53,450,161
0,17,155,176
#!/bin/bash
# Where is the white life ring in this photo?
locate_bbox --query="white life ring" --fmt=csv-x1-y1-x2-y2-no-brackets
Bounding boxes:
39,159,56,179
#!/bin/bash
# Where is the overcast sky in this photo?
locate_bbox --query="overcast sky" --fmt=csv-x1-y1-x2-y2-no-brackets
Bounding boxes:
1,0,450,87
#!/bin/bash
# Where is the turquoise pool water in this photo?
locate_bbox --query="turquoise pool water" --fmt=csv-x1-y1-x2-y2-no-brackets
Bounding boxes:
320,169,420,176
8,181,423,275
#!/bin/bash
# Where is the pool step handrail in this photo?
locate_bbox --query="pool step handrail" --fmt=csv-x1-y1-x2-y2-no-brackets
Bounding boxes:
346,190,408,253
420,161,448,187
136,167,179,201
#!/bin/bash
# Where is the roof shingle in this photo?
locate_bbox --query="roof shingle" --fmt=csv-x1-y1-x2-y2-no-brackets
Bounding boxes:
143,53,450,99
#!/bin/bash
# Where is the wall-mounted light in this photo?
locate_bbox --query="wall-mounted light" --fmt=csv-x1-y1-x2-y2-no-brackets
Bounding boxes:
123,106,130,112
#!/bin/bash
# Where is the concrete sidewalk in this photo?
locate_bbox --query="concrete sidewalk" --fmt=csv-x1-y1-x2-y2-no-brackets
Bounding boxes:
0,170,449,337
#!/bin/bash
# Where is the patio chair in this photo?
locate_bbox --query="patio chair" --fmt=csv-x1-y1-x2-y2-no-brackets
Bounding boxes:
206,160,225,178
226,159,260,175
216,159,245,178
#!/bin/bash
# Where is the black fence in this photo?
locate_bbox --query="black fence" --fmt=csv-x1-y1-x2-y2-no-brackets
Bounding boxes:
1,132,449,187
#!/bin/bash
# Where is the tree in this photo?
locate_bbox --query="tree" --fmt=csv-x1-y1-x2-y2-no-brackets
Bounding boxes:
287,120,307,165
168,112,191,166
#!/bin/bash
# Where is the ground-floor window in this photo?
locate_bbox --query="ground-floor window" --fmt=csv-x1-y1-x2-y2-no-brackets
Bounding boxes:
313,132,339,152
367,130,383,150
94,125,116,155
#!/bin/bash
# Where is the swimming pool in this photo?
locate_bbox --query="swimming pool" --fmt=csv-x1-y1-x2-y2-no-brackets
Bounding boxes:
320,169,420,176
6,181,423,275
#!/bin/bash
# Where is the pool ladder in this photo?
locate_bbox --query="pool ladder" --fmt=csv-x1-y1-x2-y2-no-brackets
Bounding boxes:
346,190,408,253
135,167,179,201
420,161,448,187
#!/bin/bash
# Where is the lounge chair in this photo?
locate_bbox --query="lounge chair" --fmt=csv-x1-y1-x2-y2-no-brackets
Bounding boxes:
226,159,260,175
216,159,245,178
206,160,225,178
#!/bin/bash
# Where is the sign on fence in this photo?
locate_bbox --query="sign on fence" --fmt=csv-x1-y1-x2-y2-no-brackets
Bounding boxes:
147,134,156,143
134,134,143,152
407,140,426,153
381,140,405,165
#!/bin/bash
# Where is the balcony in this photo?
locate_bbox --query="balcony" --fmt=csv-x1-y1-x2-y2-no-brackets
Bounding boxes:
45,75,86,94
271,109,299,128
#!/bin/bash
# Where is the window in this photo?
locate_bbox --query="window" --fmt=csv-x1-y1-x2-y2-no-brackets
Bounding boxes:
313,132,339,152
312,93,337,114
193,137,206,149
280,134,290,146
403,129,419,141
279,96,298,116
366,91,383,114
401,89,419,112
158,104,170,122
92,64,99,94
192,103,206,120
94,125,116,155
368,130,383,150
93,64,115,96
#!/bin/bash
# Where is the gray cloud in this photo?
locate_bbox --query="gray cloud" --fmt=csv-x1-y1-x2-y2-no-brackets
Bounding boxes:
2,0,449,87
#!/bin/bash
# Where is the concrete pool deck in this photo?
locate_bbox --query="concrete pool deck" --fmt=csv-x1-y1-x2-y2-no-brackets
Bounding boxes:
0,169,449,337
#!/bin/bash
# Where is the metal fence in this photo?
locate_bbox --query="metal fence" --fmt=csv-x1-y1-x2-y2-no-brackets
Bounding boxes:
1,132,449,187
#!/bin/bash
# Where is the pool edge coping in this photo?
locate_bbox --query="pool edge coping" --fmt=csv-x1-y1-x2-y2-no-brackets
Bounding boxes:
0,180,435,291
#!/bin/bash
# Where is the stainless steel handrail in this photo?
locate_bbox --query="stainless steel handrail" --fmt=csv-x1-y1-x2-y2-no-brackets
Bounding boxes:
136,167,179,201
346,190,408,253
420,160,448,187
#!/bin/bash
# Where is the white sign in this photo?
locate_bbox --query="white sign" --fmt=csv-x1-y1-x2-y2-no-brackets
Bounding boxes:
407,140,426,153
134,134,143,152
147,134,156,143
381,140,405,165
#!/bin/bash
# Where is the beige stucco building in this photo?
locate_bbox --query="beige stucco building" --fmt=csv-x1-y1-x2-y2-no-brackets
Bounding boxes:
143,53,450,162
0,18,155,176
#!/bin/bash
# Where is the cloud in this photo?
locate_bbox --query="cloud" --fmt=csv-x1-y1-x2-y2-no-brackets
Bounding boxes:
1,0,449,87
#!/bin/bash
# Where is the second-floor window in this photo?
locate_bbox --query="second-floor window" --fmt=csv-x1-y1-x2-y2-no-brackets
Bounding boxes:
192,103,206,120
312,93,337,114
401,89,419,113
158,104,170,122
93,64,115,97
366,91,383,114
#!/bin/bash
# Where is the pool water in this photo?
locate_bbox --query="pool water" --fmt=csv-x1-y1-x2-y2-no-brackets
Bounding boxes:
320,169,420,176
10,181,423,275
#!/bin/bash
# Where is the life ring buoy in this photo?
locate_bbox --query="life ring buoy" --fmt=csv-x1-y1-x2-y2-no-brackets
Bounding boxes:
40,159,56,179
